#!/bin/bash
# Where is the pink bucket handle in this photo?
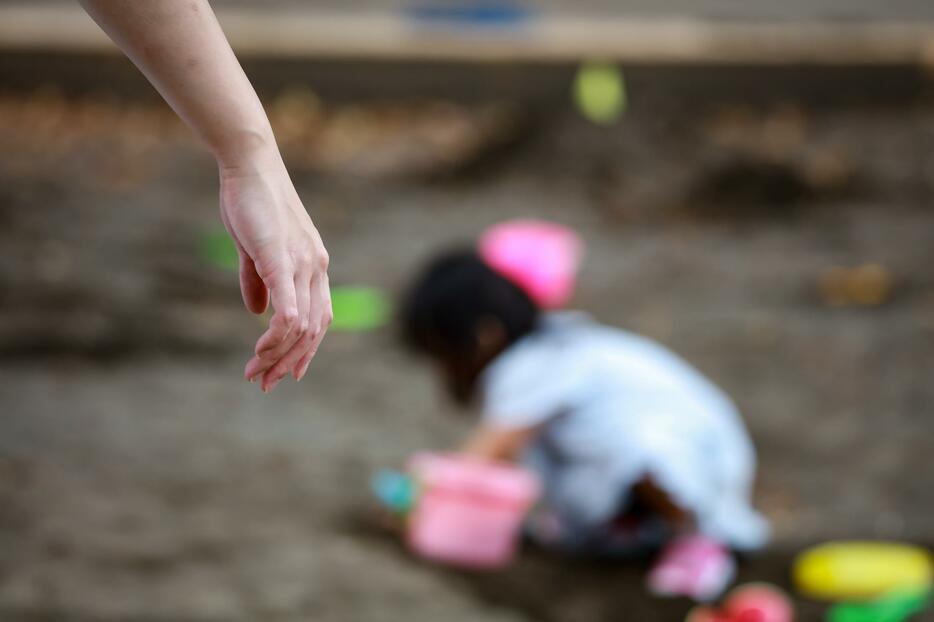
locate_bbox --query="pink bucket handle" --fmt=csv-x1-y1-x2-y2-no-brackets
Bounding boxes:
408,452,540,505
478,220,583,309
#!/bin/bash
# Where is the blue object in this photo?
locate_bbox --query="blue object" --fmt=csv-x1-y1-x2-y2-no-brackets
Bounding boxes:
406,3,534,28
371,469,418,513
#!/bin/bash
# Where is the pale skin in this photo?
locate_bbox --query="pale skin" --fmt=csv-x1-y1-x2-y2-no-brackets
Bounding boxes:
461,425,536,462
79,0,331,392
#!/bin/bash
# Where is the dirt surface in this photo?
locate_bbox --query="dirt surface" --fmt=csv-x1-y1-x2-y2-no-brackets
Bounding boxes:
1,82,933,621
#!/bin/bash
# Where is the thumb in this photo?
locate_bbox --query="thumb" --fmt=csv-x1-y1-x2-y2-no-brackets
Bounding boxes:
219,205,268,315
239,251,269,314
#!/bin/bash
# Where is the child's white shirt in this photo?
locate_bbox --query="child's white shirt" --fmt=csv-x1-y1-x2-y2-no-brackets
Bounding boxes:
481,312,769,550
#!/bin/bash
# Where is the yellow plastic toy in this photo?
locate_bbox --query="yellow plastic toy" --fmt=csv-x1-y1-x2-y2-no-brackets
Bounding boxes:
794,541,932,601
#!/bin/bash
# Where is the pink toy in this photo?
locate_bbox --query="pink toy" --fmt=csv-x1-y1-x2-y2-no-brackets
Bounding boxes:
405,452,540,569
686,583,794,622
648,535,736,601
722,583,794,622
478,220,583,309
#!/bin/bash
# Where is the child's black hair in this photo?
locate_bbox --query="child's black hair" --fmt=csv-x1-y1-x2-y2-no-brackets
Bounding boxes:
400,249,539,394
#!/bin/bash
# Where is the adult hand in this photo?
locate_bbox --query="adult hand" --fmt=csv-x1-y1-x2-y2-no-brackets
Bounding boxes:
79,0,333,391
219,155,331,392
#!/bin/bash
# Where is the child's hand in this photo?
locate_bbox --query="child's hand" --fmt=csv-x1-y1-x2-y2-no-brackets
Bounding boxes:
220,154,332,392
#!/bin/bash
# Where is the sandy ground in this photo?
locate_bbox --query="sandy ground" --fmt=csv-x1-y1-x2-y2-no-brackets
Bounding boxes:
0,82,933,621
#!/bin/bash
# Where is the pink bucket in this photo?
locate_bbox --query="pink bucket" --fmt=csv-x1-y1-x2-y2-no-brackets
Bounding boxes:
406,452,540,569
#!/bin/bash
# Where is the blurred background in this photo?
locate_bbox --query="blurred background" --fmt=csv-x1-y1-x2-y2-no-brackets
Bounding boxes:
1,1,933,620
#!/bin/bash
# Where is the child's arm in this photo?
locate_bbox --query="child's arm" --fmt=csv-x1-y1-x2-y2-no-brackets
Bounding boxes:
461,425,538,462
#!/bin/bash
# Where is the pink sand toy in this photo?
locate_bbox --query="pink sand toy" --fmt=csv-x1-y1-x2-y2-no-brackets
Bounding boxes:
405,452,540,569
478,219,583,309
649,535,737,602
686,583,795,622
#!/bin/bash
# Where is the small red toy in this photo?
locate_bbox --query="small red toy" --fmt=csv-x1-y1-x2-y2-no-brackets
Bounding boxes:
687,583,794,622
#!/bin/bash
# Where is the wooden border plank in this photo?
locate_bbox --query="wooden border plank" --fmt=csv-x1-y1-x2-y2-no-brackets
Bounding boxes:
0,4,933,65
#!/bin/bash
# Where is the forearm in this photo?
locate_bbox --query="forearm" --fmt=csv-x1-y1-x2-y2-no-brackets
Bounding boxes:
460,425,536,462
79,0,276,169
80,0,330,392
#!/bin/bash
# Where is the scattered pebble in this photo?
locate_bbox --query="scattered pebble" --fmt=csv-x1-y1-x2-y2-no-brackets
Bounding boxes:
818,263,894,307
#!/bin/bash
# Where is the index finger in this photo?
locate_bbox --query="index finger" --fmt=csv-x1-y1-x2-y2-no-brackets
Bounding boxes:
249,270,299,369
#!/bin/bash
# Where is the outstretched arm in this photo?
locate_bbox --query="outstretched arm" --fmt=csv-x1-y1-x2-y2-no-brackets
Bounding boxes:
79,0,331,392
461,424,538,462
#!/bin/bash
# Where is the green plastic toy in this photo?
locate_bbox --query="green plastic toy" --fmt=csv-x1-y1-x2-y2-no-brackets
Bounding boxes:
330,286,391,331
573,61,627,125
828,590,930,622
199,229,239,271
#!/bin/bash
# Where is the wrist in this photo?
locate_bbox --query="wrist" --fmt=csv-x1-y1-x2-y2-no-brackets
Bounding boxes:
214,126,283,176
